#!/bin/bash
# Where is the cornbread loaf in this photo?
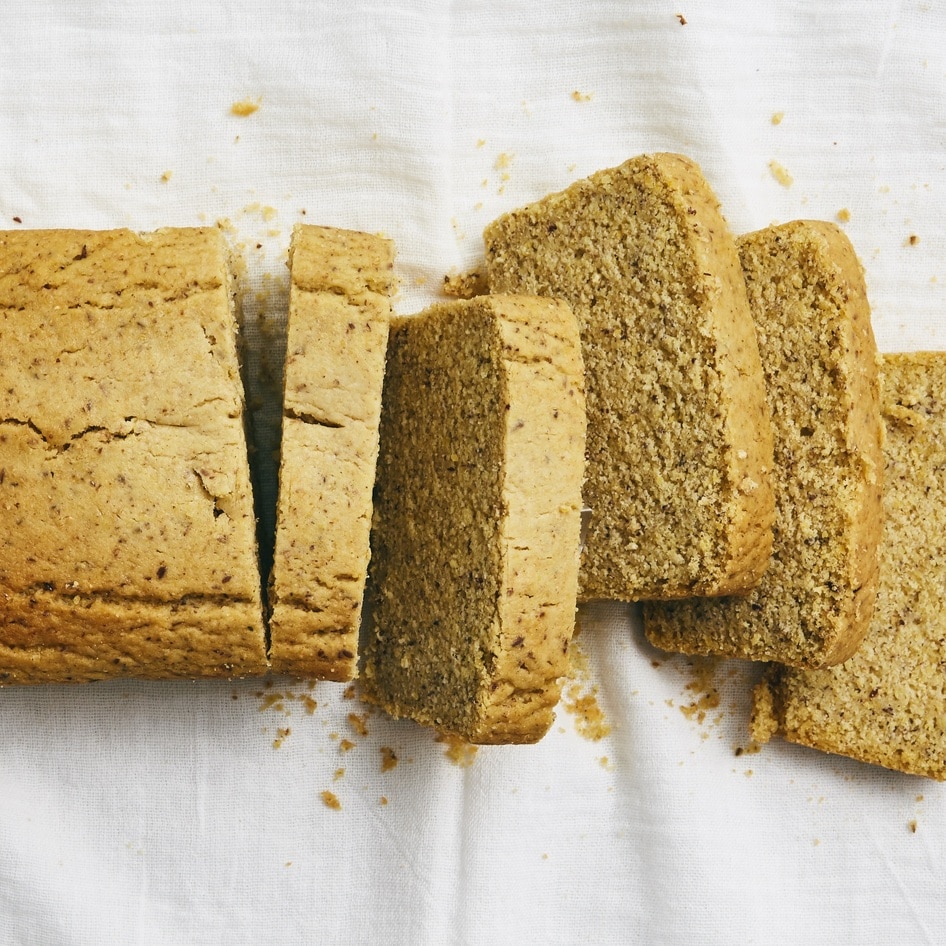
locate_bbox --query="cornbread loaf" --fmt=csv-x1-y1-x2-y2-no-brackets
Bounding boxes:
751,353,946,779
268,225,393,680
0,227,267,683
645,221,883,667
484,152,775,602
361,294,586,744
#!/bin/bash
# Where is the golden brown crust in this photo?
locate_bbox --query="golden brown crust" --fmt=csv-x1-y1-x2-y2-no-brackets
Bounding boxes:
645,220,883,668
268,225,394,680
0,227,266,683
361,295,585,744
484,152,774,602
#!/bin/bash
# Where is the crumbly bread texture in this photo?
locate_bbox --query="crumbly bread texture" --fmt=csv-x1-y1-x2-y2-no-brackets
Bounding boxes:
646,221,883,667
0,227,267,683
484,153,775,602
751,353,946,780
268,225,393,680
361,295,586,744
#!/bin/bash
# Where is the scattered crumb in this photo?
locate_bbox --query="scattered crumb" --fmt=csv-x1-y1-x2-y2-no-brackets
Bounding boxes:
561,633,612,741
12,216,22,224
272,727,291,749
571,90,593,102
599,756,612,770
333,767,345,782
542,853,549,860
339,739,356,753
285,862,292,867
836,208,851,223
436,732,478,767
231,98,261,117
744,769,753,778
909,819,918,833
771,111,784,126
343,684,358,700
494,152,514,171
917,794,924,802
813,838,821,847
320,790,342,811
380,796,389,806
676,13,687,25
160,170,173,183
906,234,920,246
679,657,722,726
443,269,487,299
301,695,317,715
259,693,287,713
348,713,369,737
769,160,794,187
476,139,486,148
734,741,762,757
380,746,398,772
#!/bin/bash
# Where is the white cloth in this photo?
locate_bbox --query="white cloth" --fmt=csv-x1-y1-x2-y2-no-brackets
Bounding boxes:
1,2,945,944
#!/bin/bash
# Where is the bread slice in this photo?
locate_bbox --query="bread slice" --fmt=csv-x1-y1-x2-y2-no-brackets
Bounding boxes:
0,227,266,683
750,353,946,779
360,294,586,744
645,221,883,668
484,152,775,602
268,225,394,680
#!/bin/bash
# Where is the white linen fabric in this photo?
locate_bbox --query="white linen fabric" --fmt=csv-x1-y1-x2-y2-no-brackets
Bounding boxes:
1,2,945,944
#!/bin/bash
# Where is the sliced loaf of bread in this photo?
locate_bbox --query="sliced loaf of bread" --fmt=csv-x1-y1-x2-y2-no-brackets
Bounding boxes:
750,352,946,779
269,225,393,680
360,294,586,744
484,153,775,602
645,221,883,668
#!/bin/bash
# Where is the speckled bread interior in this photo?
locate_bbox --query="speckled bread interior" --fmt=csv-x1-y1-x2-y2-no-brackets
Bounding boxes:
645,220,884,668
360,294,586,744
484,152,775,603
750,352,946,780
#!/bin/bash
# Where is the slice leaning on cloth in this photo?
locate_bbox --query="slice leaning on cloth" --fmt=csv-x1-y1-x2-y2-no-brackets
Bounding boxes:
484,152,775,602
360,294,586,744
750,352,946,780
645,221,883,668
0,227,267,683
268,224,393,680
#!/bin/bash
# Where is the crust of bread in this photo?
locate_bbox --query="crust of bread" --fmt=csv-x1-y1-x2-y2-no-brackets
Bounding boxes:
0,227,266,683
268,225,394,680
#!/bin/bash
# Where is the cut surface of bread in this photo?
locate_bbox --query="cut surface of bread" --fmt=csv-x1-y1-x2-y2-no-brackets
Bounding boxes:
269,225,393,680
0,227,266,683
750,353,946,780
645,221,883,668
484,152,775,602
360,294,586,744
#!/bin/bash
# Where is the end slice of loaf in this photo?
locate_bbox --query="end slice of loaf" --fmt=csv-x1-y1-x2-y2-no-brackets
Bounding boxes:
750,353,946,779
268,225,394,680
645,221,883,668
484,153,775,602
0,227,266,683
360,294,586,744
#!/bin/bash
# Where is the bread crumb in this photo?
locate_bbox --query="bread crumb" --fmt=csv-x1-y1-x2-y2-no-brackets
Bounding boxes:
348,712,369,737
561,634,612,741
343,684,358,700
734,741,762,756
436,732,478,767
231,98,261,117
771,112,784,126
339,739,356,753
320,790,341,811
443,269,487,299
571,91,593,102
160,170,172,183
272,727,291,749
333,767,345,781
906,234,920,246
836,208,851,223
301,695,317,715
259,693,287,713
768,160,793,187
676,13,687,25
476,139,486,148
494,152,514,170
380,746,398,772
380,796,389,806
909,819,918,833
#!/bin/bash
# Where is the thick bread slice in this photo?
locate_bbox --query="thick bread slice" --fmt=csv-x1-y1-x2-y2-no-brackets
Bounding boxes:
360,295,586,744
269,225,393,680
0,227,266,683
750,353,946,780
484,153,775,602
646,221,883,668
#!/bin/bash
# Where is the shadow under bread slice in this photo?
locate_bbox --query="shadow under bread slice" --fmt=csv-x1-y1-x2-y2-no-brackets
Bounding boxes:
0,227,266,683
484,152,774,602
268,225,393,681
360,294,586,744
645,221,883,668
750,353,946,780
